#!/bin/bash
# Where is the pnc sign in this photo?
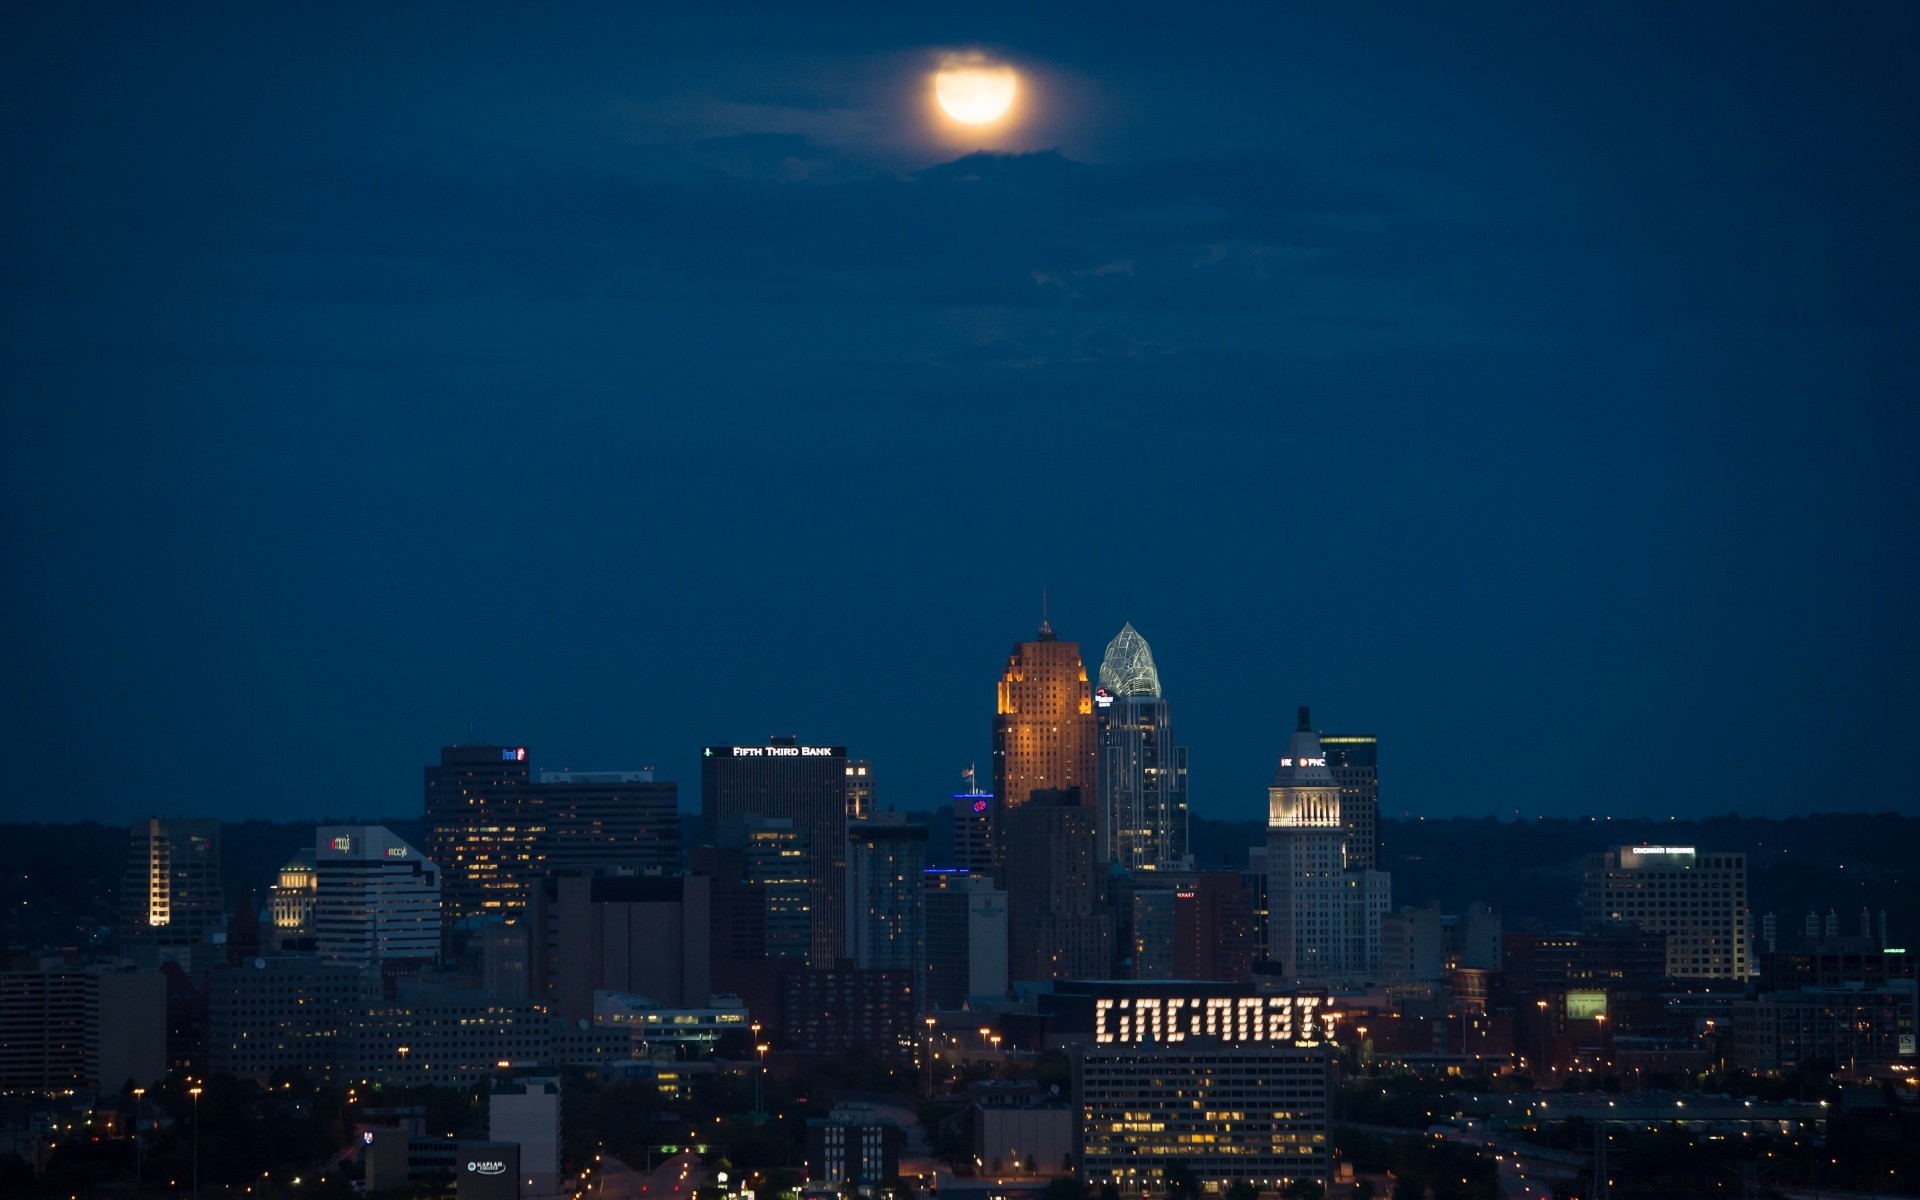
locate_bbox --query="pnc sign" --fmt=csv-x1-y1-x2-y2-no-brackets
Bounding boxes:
1094,994,1339,1048
1278,757,1327,768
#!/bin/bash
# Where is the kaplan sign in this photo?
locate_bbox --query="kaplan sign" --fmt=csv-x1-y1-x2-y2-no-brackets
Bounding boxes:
1094,995,1339,1048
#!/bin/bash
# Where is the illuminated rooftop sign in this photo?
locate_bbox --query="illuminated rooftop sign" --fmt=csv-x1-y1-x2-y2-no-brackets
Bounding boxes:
1094,995,1338,1048
500,748,527,762
709,745,844,758
1278,757,1327,768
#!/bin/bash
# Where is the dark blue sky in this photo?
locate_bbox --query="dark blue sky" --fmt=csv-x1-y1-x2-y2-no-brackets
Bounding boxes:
4,4,1916,825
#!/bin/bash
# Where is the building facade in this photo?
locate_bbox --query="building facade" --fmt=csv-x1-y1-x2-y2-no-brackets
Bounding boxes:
120,818,224,967
991,623,1097,816
1004,791,1113,982
533,770,679,874
315,826,441,969
847,814,928,980
425,744,538,923
528,873,712,1020
1581,846,1749,980
1264,708,1389,984
1062,983,1339,1195
923,870,1009,1010
1318,734,1379,872
1094,623,1189,871
702,739,849,966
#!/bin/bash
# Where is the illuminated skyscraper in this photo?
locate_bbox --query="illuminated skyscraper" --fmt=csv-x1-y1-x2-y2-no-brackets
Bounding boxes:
426,747,680,928
1094,623,1189,870
991,621,1096,812
271,851,317,937
425,745,536,924
702,738,849,966
314,826,441,969
1319,734,1379,871
1264,708,1389,983
120,818,224,967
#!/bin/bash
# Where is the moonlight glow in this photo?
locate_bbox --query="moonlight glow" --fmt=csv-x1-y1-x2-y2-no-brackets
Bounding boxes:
934,53,1018,125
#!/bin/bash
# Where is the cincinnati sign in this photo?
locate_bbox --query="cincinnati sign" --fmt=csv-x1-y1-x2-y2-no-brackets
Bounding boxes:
1093,995,1339,1047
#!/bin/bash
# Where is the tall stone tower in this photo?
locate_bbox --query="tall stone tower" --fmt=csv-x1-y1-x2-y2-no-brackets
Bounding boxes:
991,620,1097,811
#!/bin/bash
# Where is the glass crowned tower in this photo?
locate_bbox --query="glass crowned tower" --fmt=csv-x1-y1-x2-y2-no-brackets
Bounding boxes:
1094,623,1189,870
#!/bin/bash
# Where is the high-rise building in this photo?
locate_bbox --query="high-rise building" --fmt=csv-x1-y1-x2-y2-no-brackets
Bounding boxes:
534,770,679,874
120,819,224,967
1581,846,1749,980
425,745,536,923
1264,708,1389,983
992,623,1096,813
734,818,812,961
0,968,167,1094
528,873,712,1021
314,826,441,969
1318,734,1379,871
1094,623,1189,870
702,739,849,966
1004,789,1113,982
952,770,998,876
846,813,928,981
923,870,1008,1010
845,760,876,821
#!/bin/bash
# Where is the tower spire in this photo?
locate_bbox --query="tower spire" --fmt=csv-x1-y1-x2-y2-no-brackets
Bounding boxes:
1039,586,1052,638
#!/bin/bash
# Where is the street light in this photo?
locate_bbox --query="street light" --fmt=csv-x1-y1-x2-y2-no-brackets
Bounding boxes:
189,1084,204,1200
131,1087,145,1188
755,1043,770,1117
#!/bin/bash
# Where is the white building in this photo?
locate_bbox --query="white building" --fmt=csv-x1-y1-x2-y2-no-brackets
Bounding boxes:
315,826,440,968
1264,707,1389,983
1581,845,1749,980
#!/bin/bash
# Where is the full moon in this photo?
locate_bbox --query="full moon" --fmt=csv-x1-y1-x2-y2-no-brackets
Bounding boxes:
934,53,1018,125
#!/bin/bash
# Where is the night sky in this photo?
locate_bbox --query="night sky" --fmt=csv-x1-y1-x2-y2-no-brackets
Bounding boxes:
4,4,1916,825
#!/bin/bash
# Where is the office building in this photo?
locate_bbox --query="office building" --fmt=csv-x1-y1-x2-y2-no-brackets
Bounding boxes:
534,770,679,874
0,968,167,1093
529,873,711,1020
1505,927,1669,991
206,957,367,1081
991,622,1096,813
425,744,537,923
1174,872,1257,983
1581,846,1749,980
846,760,876,820
782,966,916,1060
1058,982,1339,1195
271,851,318,938
702,738,849,966
952,773,998,876
1728,980,1919,1074
1319,734,1380,871
490,1076,562,1198
808,1109,903,1190
923,871,1009,1010
1264,708,1389,983
1004,789,1113,982
120,818,224,967
315,826,441,969
738,818,812,961
1094,623,1189,870
847,813,928,979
